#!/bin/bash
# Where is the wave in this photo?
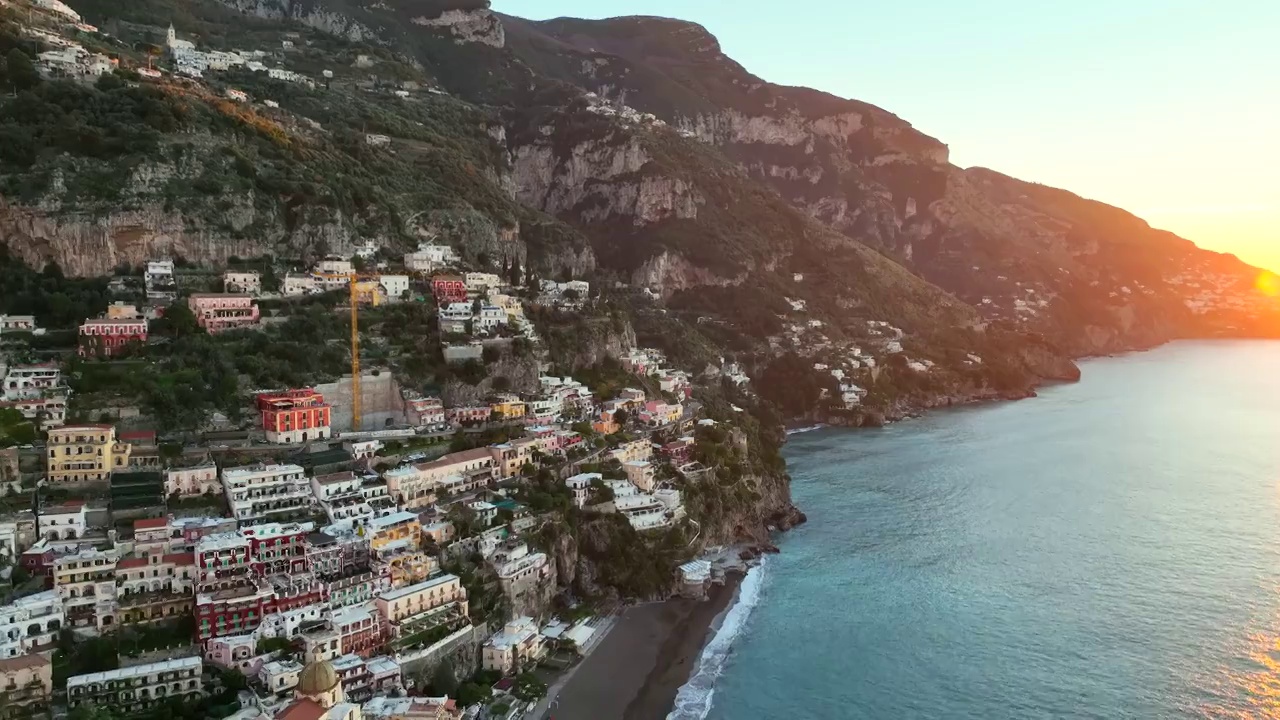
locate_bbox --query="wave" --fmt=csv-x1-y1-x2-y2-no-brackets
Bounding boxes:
786,424,825,436
666,558,768,720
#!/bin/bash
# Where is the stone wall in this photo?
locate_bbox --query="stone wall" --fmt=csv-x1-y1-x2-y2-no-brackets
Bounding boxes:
315,370,406,433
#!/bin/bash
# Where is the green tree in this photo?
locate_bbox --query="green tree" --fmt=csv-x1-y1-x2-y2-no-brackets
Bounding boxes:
5,49,38,91
430,660,458,697
507,258,522,287
151,300,201,337
456,682,491,707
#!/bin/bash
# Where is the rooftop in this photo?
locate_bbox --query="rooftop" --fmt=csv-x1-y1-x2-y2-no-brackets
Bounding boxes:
378,573,459,602
66,656,201,688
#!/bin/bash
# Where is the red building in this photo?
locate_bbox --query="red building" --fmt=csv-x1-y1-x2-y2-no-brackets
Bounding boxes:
242,523,310,577
197,584,272,642
256,389,332,444
78,317,148,357
431,275,467,304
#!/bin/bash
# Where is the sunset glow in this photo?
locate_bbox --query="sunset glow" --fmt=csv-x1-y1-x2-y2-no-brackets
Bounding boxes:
1257,271,1280,298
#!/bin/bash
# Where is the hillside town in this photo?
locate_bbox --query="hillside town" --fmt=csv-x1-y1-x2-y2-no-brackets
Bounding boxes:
0,9,752,716
0,221,731,720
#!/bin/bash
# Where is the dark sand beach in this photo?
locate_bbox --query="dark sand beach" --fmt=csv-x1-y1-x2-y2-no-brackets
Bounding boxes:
547,574,743,720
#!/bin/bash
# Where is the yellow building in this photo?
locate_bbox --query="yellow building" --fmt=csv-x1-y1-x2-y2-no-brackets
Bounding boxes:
489,396,526,421
352,279,386,306
487,437,539,479
368,511,421,552
609,439,652,465
46,424,131,486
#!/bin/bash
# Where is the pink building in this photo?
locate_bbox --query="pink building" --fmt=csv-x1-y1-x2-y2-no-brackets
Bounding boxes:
446,406,490,426
188,294,260,333
78,317,148,357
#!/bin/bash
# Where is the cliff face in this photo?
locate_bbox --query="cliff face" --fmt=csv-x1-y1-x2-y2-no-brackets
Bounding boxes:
503,15,1270,355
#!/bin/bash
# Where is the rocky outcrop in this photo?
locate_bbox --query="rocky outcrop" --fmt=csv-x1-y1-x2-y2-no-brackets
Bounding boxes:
631,250,743,293
216,0,382,42
440,354,540,407
410,8,505,47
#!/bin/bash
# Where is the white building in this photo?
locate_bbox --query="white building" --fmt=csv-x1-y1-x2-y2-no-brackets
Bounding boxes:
220,464,314,525
66,656,203,711
260,658,304,695
475,304,507,331
564,473,599,509
0,590,63,659
464,272,502,292
2,362,62,400
403,243,458,274
145,260,176,300
37,502,87,541
378,275,410,301
282,273,319,296
317,258,354,275
223,271,261,295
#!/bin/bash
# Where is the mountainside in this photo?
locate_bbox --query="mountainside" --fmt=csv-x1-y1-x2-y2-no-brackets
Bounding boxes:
501,14,1276,355
2,0,1276,416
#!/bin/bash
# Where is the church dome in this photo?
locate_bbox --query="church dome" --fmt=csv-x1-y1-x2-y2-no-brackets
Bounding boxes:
297,657,340,697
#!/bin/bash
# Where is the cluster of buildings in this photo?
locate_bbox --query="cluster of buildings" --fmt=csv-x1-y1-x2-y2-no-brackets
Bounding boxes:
165,24,314,87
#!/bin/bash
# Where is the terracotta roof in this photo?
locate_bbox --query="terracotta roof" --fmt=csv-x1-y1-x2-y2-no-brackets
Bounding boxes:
0,654,51,672
116,557,148,569
163,552,195,565
277,699,327,720
134,517,168,530
417,447,491,471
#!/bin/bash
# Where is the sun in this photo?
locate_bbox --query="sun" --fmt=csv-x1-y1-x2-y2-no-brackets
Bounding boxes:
1255,271,1280,297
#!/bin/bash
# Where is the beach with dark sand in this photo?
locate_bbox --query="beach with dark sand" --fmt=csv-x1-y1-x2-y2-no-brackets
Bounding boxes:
544,574,743,720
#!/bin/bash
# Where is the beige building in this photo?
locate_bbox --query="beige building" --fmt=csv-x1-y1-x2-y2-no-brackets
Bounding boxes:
54,547,118,632
0,654,53,719
223,270,262,295
375,574,467,624
383,448,494,508
116,551,196,625
165,463,220,497
66,656,203,712
45,424,131,486
481,616,544,675
609,438,652,465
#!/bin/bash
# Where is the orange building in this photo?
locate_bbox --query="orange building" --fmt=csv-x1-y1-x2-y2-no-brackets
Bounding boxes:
256,389,332,444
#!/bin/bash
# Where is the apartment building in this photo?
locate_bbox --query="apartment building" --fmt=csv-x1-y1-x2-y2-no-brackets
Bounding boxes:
384,449,494,508
223,270,262,295
481,616,544,675
0,655,53,719
377,575,466,623
45,424,132,486
53,547,118,632
221,464,313,524
165,463,221,497
78,314,148,358
187,294,260,333
0,590,62,658
115,552,197,625
66,656,203,712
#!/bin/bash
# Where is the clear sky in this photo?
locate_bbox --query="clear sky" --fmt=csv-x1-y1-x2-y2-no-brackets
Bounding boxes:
493,0,1280,270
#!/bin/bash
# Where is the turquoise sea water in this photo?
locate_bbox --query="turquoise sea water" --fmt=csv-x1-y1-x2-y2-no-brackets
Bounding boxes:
703,341,1280,719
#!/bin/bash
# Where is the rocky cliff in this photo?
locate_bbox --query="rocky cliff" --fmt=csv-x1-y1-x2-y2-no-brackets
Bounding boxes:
503,15,1274,354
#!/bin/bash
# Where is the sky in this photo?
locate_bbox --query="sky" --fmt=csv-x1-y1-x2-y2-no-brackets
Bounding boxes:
493,0,1280,270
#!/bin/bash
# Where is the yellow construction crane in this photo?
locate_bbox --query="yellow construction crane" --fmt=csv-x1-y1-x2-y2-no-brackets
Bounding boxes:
349,277,361,432
345,274,385,432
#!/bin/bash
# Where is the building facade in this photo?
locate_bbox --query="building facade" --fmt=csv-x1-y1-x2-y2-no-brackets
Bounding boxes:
66,656,203,712
188,294,260,333
257,389,333,444
45,425,131,486
221,464,313,524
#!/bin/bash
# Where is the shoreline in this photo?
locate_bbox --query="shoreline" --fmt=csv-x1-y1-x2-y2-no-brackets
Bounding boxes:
544,573,745,720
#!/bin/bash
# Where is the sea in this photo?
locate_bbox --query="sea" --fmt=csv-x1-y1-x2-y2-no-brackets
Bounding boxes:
671,341,1280,719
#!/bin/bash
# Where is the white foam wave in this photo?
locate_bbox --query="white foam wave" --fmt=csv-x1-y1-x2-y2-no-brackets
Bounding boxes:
666,558,768,720
786,424,825,436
